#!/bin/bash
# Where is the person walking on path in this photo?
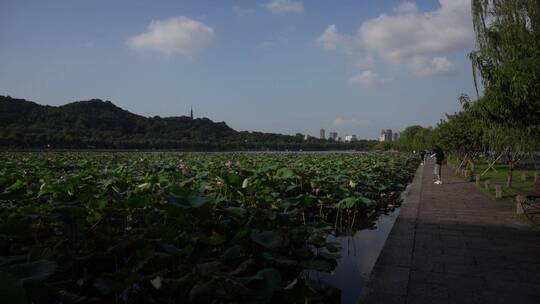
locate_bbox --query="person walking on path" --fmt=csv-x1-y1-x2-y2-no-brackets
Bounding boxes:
431,145,445,184
420,150,426,166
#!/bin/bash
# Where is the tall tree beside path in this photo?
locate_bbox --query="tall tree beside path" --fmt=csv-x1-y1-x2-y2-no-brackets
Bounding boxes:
434,95,484,169
470,0,540,187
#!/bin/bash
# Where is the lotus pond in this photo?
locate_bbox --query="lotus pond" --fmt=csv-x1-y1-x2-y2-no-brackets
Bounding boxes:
0,152,417,303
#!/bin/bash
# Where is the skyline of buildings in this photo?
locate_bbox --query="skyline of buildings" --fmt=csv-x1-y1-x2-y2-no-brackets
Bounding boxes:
306,128,401,142
379,129,400,142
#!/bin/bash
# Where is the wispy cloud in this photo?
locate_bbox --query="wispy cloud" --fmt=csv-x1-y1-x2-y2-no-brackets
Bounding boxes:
316,24,354,54
126,16,215,57
348,70,391,88
410,56,457,77
258,35,289,49
263,0,304,14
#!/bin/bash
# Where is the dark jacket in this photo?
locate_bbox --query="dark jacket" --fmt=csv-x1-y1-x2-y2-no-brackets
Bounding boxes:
433,147,445,165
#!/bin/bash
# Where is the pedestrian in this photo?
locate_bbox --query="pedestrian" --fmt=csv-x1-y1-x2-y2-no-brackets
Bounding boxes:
431,145,445,184
420,150,426,165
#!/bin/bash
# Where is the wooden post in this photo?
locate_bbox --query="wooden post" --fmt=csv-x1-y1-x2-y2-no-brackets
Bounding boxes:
516,195,525,214
484,180,490,191
521,172,527,182
475,174,481,186
495,185,503,199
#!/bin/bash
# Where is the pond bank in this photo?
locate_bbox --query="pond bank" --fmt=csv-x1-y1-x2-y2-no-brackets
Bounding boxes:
305,165,424,304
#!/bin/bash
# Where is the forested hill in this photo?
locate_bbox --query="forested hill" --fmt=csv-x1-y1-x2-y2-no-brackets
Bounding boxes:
0,96,377,150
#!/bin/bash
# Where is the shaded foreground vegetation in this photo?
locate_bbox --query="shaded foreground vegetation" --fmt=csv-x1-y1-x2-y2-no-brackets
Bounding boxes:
0,152,417,303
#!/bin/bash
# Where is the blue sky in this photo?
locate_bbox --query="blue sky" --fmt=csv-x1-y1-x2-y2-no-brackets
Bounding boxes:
0,0,477,139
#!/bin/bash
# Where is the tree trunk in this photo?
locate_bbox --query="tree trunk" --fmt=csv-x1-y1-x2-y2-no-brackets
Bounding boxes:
506,151,513,188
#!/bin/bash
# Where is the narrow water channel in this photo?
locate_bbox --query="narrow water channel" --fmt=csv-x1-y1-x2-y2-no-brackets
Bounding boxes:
305,185,411,304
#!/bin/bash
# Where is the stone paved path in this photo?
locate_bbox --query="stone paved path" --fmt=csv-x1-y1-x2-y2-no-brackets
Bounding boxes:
360,162,540,304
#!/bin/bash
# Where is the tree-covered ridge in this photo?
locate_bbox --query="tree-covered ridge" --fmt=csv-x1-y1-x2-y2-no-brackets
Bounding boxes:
0,96,377,151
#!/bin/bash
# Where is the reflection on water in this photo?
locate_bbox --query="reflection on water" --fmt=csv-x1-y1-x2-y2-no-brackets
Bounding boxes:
304,186,409,304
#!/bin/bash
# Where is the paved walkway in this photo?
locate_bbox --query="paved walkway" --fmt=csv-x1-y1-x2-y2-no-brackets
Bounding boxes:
360,162,540,304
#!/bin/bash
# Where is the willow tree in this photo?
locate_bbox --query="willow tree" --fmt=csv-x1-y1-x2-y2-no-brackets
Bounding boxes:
470,0,540,187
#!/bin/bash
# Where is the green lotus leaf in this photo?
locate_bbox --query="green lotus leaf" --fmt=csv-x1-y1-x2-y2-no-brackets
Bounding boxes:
337,197,357,208
0,271,27,304
359,196,375,206
275,167,294,179
300,259,335,272
220,245,243,261
189,279,226,303
224,172,242,186
240,268,282,300
262,252,298,267
224,207,247,218
165,195,211,209
250,230,284,249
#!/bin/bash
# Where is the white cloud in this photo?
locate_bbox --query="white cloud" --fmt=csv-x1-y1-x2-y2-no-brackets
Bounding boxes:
263,0,304,14
126,16,215,57
395,2,418,14
355,55,375,69
348,70,391,88
410,56,457,76
233,6,256,17
317,0,474,79
317,24,354,53
359,0,473,64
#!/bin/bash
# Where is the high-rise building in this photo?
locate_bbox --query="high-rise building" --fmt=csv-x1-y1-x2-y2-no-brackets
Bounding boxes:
329,132,338,140
320,128,326,140
190,107,193,120
393,132,399,142
345,135,357,142
379,129,393,142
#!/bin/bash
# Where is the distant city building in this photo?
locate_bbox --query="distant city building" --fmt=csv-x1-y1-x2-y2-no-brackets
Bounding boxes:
304,134,312,140
379,129,393,142
320,128,326,140
329,132,338,140
190,107,193,119
344,135,357,142
393,132,399,142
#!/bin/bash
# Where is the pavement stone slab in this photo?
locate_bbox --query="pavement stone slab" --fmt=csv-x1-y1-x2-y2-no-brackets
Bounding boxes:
359,162,540,304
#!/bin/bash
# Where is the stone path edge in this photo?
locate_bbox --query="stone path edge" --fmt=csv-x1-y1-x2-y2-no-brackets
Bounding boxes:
358,164,424,304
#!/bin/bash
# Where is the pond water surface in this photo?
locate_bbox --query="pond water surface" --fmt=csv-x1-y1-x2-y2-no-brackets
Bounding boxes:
304,186,410,304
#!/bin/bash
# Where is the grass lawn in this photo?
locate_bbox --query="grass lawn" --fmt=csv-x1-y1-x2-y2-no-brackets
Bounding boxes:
452,160,539,200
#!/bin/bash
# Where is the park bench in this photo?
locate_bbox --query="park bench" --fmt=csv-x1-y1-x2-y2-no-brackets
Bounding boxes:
515,178,540,215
